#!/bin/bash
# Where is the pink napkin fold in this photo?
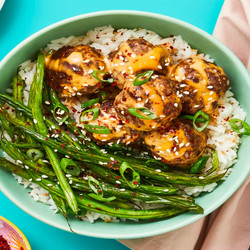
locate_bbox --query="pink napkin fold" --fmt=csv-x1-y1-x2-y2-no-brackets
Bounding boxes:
119,0,250,249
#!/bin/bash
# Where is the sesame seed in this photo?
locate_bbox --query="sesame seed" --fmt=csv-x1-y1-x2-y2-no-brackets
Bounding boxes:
175,151,179,155
207,85,213,89
199,176,205,179
120,188,126,191
193,89,198,93
42,175,48,179
84,59,90,63
116,180,121,184
29,178,33,182
194,105,200,108
180,84,186,88
145,99,149,103
167,149,171,153
25,165,29,169
183,91,189,95
162,96,165,101
150,56,155,59
158,65,162,69
54,149,58,152
110,157,115,161
45,101,50,105
137,98,142,101
66,174,72,178
36,178,42,181
33,119,37,124
73,87,78,91
174,103,178,107
185,142,190,147
17,160,23,164
208,97,213,101
164,189,169,192
155,169,161,173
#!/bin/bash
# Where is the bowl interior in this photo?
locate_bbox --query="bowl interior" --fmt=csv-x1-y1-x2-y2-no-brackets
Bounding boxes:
0,11,250,239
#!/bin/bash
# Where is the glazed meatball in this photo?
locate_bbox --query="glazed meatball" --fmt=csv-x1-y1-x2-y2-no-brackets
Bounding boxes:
114,75,182,131
80,101,139,145
45,45,106,97
169,57,229,115
143,119,207,167
108,38,171,89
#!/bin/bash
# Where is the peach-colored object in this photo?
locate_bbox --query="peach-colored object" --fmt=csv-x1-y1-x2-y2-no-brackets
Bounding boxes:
119,0,250,249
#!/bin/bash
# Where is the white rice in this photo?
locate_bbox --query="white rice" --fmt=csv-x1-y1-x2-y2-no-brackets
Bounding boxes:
6,26,246,223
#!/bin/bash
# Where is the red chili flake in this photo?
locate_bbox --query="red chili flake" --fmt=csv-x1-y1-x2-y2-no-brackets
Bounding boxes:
25,122,31,126
225,117,230,122
116,176,121,179
170,46,174,49
88,204,91,207
131,192,136,196
133,181,138,185
14,169,18,173
72,123,75,127
97,82,101,89
98,190,102,193
80,197,83,199
45,138,48,141
61,143,65,149
127,53,132,57
115,207,118,210
111,82,117,87
96,208,102,211
35,168,39,172
121,32,124,36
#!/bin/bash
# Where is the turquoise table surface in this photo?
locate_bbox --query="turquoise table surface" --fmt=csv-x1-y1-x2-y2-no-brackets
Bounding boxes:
0,0,224,249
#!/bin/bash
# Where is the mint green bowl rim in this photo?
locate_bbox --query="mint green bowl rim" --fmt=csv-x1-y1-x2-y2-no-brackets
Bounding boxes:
0,10,250,239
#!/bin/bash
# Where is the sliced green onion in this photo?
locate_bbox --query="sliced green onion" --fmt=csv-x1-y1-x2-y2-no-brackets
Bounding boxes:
92,71,114,83
81,98,100,109
87,176,116,202
228,118,250,135
182,114,207,123
60,158,81,176
84,124,111,134
53,103,69,124
26,149,44,162
100,91,107,102
193,110,210,132
46,49,55,56
133,70,154,86
88,193,116,202
190,156,209,174
88,176,102,195
145,159,168,171
119,162,140,189
128,107,157,120
80,107,99,122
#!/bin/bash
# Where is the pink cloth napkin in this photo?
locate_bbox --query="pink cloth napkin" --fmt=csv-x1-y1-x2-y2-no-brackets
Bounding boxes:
119,0,250,249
